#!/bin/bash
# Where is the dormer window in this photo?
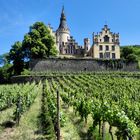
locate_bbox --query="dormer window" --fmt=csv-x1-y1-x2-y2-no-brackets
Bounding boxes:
104,35,109,42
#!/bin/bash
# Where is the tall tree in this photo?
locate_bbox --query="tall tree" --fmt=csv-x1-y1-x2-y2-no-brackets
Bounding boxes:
22,22,58,59
8,41,24,75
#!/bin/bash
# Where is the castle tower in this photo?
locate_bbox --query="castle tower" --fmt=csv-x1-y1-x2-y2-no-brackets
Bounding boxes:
84,38,90,56
56,6,70,54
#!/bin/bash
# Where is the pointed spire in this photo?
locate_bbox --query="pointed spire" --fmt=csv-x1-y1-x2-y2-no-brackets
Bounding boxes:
58,6,69,30
61,5,66,21
62,5,64,14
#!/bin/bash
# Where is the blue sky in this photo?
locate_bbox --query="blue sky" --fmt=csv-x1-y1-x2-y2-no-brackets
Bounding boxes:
0,0,140,55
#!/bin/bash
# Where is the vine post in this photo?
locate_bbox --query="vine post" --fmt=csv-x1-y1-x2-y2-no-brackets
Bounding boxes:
16,95,21,125
57,90,60,140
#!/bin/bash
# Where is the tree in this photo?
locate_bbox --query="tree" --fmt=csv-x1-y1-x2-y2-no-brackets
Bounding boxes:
126,54,138,63
121,47,133,59
0,63,12,83
22,22,58,59
7,22,58,76
8,41,24,75
0,53,13,83
121,47,138,63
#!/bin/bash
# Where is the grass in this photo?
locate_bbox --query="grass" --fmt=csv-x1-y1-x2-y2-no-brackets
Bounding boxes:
0,102,123,140
0,85,140,139
0,93,42,140
0,107,15,135
60,102,119,140
61,106,81,140
12,93,41,140
61,103,94,140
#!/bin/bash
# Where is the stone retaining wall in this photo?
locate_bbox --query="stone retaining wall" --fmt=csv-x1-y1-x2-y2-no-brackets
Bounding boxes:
29,58,139,72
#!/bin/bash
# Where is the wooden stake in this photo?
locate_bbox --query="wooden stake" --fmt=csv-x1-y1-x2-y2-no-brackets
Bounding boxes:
57,90,60,140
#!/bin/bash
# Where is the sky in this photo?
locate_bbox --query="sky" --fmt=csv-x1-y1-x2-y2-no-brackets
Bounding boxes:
0,0,140,55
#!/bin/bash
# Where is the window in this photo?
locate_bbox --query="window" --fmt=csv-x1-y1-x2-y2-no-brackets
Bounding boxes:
104,52,110,59
100,39,102,42
70,46,72,54
112,39,114,42
99,45,103,51
104,35,109,42
84,42,86,46
112,46,115,51
106,45,109,51
99,53,103,58
71,46,73,54
112,53,116,59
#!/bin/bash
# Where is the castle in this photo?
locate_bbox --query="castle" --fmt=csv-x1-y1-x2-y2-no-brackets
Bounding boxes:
48,7,120,59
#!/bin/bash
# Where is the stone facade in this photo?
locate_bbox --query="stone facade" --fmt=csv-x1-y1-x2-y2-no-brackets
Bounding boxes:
48,7,120,59
90,25,120,59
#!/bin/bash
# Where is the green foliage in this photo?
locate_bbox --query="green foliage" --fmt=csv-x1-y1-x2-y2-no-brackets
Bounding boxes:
126,53,138,63
8,41,25,75
39,81,56,139
0,63,13,83
55,74,140,139
0,73,140,139
6,22,58,76
13,82,41,124
21,69,30,75
22,22,58,59
0,82,40,113
121,47,133,59
121,46,140,63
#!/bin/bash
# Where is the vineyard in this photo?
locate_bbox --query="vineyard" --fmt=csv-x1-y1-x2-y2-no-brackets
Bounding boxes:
0,73,140,140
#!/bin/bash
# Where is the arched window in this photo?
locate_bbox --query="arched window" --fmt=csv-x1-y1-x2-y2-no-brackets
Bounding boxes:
104,35,109,42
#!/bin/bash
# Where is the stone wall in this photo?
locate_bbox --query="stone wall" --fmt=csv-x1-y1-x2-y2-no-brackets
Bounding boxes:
29,58,139,72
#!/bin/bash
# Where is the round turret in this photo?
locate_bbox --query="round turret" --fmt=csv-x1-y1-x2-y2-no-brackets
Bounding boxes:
56,6,70,49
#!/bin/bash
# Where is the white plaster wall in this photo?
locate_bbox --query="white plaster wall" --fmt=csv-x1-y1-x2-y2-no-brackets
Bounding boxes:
56,30,70,44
